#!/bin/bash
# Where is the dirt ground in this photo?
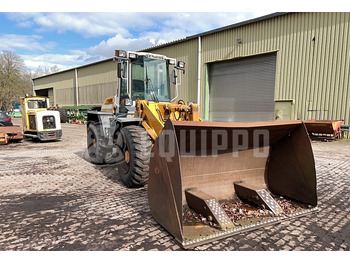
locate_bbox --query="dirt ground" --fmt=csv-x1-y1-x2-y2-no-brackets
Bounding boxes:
0,118,349,251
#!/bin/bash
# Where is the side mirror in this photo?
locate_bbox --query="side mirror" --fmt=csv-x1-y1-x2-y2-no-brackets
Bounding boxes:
118,62,126,79
171,69,177,84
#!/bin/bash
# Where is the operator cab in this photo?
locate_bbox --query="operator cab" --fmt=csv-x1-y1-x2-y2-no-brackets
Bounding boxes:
114,50,185,114
130,56,170,102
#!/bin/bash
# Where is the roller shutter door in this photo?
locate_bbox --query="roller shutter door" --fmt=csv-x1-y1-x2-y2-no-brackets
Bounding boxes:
209,53,276,122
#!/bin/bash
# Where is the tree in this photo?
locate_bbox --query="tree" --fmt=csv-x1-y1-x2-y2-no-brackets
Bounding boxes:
0,51,32,111
33,64,60,77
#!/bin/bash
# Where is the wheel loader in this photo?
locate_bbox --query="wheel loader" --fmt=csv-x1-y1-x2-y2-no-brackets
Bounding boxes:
20,96,62,141
87,50,318,249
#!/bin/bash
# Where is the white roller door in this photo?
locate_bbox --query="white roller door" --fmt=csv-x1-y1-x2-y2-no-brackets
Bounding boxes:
209,53,277,122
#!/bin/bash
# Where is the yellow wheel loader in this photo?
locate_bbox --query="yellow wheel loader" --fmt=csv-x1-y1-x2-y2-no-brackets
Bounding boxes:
87,50,318,249
20,96,62,141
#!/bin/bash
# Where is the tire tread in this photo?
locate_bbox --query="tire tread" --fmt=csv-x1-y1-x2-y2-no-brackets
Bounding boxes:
118,125,152,188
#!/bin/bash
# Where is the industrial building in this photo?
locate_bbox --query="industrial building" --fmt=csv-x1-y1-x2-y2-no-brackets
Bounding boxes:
33,12,350,125
33,58,117,108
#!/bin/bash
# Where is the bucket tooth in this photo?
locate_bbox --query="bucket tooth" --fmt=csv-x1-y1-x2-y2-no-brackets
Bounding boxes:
185,188,234,228
234,182,284,215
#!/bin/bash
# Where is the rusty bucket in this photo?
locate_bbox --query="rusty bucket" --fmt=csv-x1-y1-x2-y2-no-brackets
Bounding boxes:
0,126,23,145
148,120,317,249
304,119,343,141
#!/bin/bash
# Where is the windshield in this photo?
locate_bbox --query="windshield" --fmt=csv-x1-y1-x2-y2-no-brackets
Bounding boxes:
131,57,170,102
27,100,47,109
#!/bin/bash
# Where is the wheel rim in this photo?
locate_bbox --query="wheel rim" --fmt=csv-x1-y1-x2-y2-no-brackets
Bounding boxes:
119,136,130,174
125,150,130,164
88,130,97,157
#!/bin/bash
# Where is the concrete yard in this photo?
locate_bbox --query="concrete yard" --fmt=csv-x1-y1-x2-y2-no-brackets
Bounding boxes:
0,118,349,251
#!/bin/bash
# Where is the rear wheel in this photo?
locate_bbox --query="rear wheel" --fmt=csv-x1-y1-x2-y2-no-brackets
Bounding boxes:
58,108,67,123
87,124,104,164
116,125,152,188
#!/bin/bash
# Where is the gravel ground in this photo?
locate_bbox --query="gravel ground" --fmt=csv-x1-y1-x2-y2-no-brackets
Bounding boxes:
0,118,349,251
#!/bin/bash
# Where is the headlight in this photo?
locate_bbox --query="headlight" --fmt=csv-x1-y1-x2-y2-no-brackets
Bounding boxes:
115,50,127,58
177,61,186,69
122,99,133,106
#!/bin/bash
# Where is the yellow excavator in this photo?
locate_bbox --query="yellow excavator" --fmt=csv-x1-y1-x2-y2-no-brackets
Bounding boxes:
87,50,317,249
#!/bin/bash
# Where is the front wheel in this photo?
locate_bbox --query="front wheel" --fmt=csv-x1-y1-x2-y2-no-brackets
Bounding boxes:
87,124,104,164
116,125,152,188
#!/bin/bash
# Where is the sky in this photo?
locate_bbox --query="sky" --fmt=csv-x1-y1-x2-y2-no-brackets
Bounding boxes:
1,0,342,74
0,11,270,72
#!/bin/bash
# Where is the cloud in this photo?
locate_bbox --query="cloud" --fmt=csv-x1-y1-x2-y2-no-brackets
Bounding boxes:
21,48,112,73
86,34,163,57
6,12,269,39
21,53,87,73
6,12,146,38
85,12,270,58
0,34,56,52
10,12,272,73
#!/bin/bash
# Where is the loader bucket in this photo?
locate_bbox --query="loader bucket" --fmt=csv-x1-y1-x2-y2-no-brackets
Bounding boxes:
304,119,343,141
0,126,23,145
148,120,317,249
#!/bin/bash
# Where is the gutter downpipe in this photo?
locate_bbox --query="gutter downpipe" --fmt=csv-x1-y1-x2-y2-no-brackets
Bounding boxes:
75,68,79,106
197,36,201,109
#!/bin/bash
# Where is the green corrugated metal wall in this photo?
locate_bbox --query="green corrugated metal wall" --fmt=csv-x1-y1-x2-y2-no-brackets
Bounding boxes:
148,12,350,125
33,70,75,106
78,61,117,105
33,59,117,106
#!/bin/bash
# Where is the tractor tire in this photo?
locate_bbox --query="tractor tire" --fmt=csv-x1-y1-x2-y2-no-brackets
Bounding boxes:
87,124,104,164
58,108,67,123
116,125,152,188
